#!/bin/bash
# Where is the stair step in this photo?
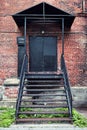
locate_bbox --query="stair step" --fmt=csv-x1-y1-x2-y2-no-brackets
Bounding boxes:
23,89,65,92
15,72,72,124
16,117,71,123
18,111,69,114
26,80,64,83
25,84,64,87
25,74,63,79
20,105,68,108
21,99,67,102
22,93,66,96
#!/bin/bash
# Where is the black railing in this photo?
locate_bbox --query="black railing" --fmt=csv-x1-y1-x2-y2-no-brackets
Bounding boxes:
15,54,27,118
61,54,72,118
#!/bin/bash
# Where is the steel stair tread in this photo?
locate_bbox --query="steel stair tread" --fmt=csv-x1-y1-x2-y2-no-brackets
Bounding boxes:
22,93,66,96
21,99,67,102
26,80,64,83
16,117,72,122
23,88,65,92
18,111,69,114
20,105,68,108
25,84,64,87
25,75,63,79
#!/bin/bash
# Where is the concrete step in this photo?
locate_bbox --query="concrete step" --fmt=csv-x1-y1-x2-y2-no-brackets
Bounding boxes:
2,124,86,130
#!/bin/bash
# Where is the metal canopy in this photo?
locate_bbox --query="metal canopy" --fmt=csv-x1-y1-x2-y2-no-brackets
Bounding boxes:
12,2,75,28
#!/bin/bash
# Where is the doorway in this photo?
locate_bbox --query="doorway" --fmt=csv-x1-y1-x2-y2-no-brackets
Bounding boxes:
29,36,57,72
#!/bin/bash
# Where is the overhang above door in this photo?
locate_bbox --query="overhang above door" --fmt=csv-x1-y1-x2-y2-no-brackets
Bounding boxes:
12,2,75,28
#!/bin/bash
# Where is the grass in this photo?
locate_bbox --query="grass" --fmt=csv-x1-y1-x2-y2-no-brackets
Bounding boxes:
0,107,15,127
0,107,87,128
72,109,87,128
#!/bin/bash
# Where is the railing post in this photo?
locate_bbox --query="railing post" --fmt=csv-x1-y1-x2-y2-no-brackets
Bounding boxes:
61,54,72,118
15,55,26,119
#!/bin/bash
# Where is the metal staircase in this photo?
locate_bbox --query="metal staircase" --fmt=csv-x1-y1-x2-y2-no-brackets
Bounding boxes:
15,54,72,123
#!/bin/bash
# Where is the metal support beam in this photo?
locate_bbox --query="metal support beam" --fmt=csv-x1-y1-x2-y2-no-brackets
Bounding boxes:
43,2,45,18
24,17,28,72
62,18,64,55
24,17,27,53
13,14,74,17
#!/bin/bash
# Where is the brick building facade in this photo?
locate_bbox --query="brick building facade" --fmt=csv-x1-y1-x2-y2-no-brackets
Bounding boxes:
0,0,87,88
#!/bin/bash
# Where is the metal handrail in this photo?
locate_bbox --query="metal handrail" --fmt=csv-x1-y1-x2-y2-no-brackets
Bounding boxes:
61,54,72,118
15,54,27,118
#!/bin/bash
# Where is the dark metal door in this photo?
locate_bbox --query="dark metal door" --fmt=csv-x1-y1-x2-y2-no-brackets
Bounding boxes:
29,36,57,72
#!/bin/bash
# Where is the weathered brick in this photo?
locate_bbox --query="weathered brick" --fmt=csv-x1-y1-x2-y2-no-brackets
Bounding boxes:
0,0,87,87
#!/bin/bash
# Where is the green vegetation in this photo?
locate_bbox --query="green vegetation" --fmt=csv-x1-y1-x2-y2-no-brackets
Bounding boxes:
0,107,15,127
72,109,87,128
0,107,87,128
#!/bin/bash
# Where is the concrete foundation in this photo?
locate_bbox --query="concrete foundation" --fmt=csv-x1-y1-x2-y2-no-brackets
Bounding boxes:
71,87,87,108
0,78,87,108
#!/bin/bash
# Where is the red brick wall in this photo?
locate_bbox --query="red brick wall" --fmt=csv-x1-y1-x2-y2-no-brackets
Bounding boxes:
85,0,87,11
63,17,87,86
0,0,87,86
